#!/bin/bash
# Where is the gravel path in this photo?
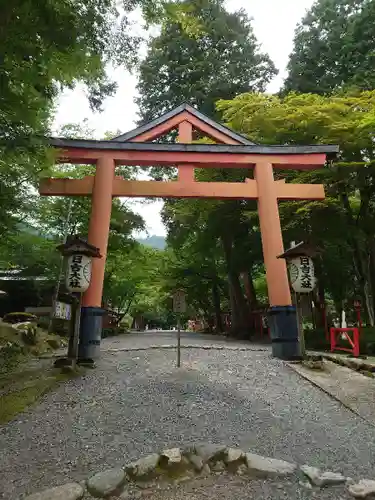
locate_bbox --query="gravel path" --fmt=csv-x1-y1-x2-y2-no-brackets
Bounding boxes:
100,330,269,350
138,473,351,500
1,341,375,499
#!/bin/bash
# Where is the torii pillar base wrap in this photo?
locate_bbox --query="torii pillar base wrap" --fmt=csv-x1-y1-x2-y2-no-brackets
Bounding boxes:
255,162,301,360
79,157,115,362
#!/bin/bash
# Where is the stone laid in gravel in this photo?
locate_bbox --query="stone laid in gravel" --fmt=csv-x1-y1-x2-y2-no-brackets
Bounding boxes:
245,453,296,477
186,454,204,472
224,448,244,465
86,468,126,498
24,482,84,500
125,453,161,480
301,465,347,487
25,443,369,500
161,448,182,465
159,448,192,477
193,443,227,464
348,479,375,498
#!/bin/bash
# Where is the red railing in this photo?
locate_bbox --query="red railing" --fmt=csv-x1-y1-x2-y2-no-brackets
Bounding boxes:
330,327,360,357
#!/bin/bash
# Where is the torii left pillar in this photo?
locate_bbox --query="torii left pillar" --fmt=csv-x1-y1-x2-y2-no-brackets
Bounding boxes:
79,156,115,361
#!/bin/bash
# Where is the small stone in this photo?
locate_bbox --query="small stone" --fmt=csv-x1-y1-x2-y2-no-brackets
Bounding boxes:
211,461,226,472
300,465,346,487
200,464,211,476
24,483,84,500
300,465,321,485
318,471,347,486
194,444,226,464
245,453,296,477
187,454,204,472
348,479,375,498
87,468,126,497
159,448,192,477
160,448,182,465
225,448,244,464
125,453,160,479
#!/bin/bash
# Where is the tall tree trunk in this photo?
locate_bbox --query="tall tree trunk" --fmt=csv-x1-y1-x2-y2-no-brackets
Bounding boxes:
368,239,375,322
212,282,223,333
241,271,257,310
221,233,251,337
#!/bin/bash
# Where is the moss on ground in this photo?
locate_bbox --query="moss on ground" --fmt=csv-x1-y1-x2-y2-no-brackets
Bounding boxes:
0,367,82,424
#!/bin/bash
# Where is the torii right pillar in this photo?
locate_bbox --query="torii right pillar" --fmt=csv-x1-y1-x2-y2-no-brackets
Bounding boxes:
254,161,299,359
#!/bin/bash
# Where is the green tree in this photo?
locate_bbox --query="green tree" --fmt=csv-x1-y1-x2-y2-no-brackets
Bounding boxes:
217,90,375,324
135,0,277,336
0,0,201,241
162,189,263,335
137,0,277,121
284,0,375,94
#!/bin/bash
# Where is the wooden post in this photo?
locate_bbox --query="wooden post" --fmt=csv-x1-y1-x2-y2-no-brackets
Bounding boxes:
254,162,292,306
177,314,181,368
82,156,115,308
177,121,194,183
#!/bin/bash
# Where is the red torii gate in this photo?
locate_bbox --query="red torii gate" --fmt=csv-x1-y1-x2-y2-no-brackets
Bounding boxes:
40,103,338,360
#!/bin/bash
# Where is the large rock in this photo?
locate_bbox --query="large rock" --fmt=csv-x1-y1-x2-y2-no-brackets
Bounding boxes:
300,465,346,487
24,483,84,500
348,479,375,498
125,453,160,480
245,453,296,477
87,468,126,498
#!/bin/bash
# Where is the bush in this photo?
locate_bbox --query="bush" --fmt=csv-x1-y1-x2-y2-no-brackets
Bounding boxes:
3,312,37,324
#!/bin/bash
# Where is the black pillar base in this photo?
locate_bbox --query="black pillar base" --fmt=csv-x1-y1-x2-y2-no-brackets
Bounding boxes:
78,306,105,361
268,305,301,360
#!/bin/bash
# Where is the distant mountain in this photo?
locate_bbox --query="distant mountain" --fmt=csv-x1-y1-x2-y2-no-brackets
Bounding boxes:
137,235,166,250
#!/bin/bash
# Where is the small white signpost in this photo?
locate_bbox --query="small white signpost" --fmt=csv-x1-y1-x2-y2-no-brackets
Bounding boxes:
54,301,72,321
173,290,186,367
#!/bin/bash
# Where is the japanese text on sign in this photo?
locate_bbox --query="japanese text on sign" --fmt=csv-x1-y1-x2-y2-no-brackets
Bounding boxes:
66,254,92,293
54,301,72,320
289,256,316,293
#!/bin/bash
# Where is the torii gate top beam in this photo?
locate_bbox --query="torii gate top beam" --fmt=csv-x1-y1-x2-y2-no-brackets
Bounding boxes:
49,137,338,169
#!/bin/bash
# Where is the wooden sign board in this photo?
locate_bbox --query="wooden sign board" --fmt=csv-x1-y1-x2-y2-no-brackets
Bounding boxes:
173,290,186,314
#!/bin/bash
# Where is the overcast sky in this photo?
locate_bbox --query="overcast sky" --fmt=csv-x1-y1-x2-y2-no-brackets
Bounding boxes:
53,0,314,237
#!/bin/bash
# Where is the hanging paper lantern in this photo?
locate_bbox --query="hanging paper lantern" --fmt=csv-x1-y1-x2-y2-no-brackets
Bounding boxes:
288,256,316,293
66,254,92,293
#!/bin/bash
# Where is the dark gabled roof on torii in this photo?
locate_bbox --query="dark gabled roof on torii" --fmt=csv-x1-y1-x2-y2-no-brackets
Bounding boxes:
111,102,255,145
49,137,339,157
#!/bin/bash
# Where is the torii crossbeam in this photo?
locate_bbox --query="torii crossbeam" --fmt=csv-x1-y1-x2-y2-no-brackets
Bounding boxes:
40,103,338,360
